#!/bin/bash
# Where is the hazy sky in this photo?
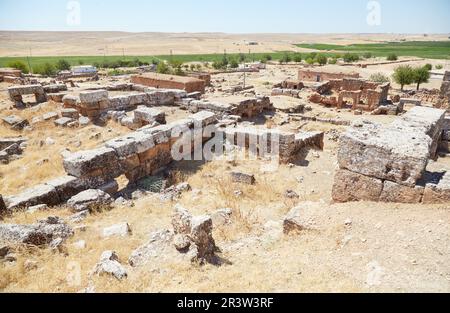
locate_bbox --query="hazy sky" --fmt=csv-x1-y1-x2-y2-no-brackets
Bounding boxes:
0,0,449,33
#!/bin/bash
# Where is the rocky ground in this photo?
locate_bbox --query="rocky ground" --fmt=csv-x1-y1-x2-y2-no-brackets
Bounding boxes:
0,63,449,293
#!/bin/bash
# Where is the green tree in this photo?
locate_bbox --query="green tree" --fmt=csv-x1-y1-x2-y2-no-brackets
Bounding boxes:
56,59,71,71
423,63,433,71
305,58,315,65
343,53,360,63
363,52,373,59
293,53,302,63
435,64,443,70
280,53,292,64
239,53,246,63
7,60,29,74
412,66,430,90
315,54,327,65
392,65,414,91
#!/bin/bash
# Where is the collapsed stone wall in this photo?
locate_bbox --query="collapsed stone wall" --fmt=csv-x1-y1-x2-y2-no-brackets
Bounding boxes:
180,96,273,118
62,88,187,121
131,73,206,94
3,111,217,211
332,106,449,204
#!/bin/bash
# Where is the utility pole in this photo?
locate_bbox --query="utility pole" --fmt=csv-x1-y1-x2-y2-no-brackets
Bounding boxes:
27,47,33,74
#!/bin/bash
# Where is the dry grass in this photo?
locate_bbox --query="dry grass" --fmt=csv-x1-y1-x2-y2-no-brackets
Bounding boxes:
0,101,130,195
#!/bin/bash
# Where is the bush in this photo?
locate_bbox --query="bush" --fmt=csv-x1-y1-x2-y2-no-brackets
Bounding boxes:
157,62,171,74
387,54,398,61
293,53,302,63
7,60,29,74
369,73,390,83
229,59,239,69
108,69,135,76
392,65,414,91
436,64,443,70
343,53,360,63
263,54,272,61
34,63,57,76
363,52,373,59
56,59,71,71
305,58,315,65
328,58,337,65
424,64,433,71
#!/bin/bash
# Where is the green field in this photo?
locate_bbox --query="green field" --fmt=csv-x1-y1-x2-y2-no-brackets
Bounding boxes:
0,52,298,69
296,41,450,60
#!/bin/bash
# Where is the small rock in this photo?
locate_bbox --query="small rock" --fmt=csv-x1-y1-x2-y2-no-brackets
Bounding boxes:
173,234,191,251
102,223,132,238
69,210,89,223
344,219,352,226
27,204,48,213
211,208,233,227
230,171,256,185
24,259,38,271
285,190,300,199
91,251,127,280
73,240,86,249
45,137,55,145
67,189,112,212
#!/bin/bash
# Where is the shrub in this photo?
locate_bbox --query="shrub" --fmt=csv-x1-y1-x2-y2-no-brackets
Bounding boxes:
436,64,443,70
56,59,71,71
195,64,202,71
328,58,337,65
7,60,29,74
424,64,433,71
33,63,57,76
363,52,373,59
369,73,390,83
157,61,171,74
387,53,398,61
392,65,414,91
239,53,246,63
343,53,360,63
305,58,315,65
263,54,272,61
229,59,239,69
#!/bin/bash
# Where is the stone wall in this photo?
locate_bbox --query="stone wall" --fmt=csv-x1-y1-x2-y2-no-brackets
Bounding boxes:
131,73,206,93
332,107,449,204
223,126,324,164
298,69,359,82
8,85,47,108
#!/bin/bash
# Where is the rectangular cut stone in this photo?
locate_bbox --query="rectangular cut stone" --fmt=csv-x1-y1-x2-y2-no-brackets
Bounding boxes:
422,171,450,204
134,107,166,124
379,180,424,203
189,111,217,127
332,169,383,203
105,135,138,157
295,131,324,150
63,147,119,178
338,120,431,187
391,106,445,159
6,184,60,210
79,90,108,104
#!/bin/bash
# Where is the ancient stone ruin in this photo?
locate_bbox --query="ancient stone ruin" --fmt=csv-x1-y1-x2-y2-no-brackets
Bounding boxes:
332,106,450,204
298,69,360,82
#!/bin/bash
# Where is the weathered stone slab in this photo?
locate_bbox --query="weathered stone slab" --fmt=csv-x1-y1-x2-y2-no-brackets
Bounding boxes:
6,184,60,210
379,180,424,203
338,120,431,187
63,147,119,178
45,175,86,202
0,137,27,150
332,169,383,203
1,115,29,130
61,108,79,119
189,111,217,127
54,117,74,127
67,189,113,212
230,171,256,185
62,95,79,107
79,90,108,104
134,107,166,124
